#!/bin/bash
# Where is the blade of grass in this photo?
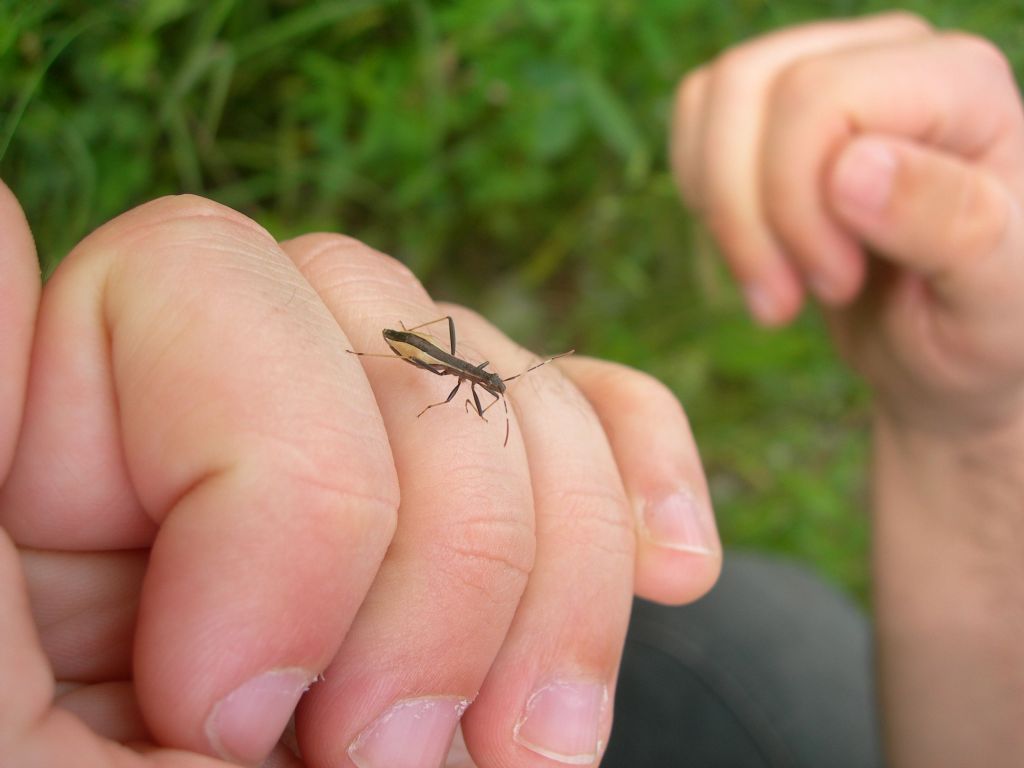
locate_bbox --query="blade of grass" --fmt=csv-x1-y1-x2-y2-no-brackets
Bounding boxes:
0,11,107,163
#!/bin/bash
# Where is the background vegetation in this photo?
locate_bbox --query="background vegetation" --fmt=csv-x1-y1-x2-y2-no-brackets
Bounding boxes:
3,0,1023,600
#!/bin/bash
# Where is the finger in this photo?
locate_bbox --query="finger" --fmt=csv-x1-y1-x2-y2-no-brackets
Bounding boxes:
21,548,145,682
0,529,53,748
444,726,478,768
0,180,40,480
828,133,1024,311
262,744,306,768
55,681,149,744
764,32,1024,307
280,235,535,768
438,308,633,767
557,356,721,605
2,540,232,767
0,529,127,767
0,196,399,765
679,12,931,324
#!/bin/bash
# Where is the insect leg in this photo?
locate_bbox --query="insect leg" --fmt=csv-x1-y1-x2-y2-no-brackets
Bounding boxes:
402,316,457,355
459,384,511,447
480,389,510,447
347,349,449,376
480,388,502,416
406,359,450,377
345,350,409,359
417,378,464,418
463,382,490,422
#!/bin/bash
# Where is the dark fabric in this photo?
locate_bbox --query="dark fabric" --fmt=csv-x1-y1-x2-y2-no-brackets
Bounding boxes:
603,552,883,767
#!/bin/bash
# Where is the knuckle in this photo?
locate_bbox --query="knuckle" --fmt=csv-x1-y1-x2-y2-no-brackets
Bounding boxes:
435,502,536,605
98,196,297,311
670,70,706,200
950,171,1012,263
772,57,829,115
140,194,274,241
312,232,409,273
587,363,686,420
443,303,487,330
251,437,400,551
943,32,1013,79
146,192,247,219
291,232,420,294
709,47,755,92
876,10,932,35
545,486,635,561
289,231,374,262
74,194,276,270
674,67,706,116
705,50,765,113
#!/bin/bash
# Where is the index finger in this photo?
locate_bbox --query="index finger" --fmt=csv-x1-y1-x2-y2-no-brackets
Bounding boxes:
0,195,399,764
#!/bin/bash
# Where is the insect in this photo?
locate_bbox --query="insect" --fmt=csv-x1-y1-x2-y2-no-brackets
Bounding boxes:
347,316,573,446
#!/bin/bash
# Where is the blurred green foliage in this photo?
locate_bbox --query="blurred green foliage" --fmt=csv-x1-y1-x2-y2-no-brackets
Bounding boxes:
3,0,1023,600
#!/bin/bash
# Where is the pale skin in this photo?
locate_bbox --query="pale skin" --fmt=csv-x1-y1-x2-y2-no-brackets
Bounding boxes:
672,11,1024,767
0,190,720,768
4,10,1024,768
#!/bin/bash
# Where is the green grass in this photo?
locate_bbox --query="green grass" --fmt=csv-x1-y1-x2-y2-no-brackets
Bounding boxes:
3,0,1023,600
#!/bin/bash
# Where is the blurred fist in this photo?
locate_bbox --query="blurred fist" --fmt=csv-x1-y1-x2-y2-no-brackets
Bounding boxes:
672,13,1024,436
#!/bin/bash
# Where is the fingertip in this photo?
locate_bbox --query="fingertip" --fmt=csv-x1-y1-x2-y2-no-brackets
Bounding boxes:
205,667,316,765
761,183,866,309
632,491,723,606
634,554,722,606
806,241,867,307
742,268,806,327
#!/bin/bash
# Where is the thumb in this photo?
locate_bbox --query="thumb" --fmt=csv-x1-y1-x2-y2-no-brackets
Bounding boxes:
0,527,53,752
0,527,233,767
0,181,40,480
827,134,1024,308
0,528,129,765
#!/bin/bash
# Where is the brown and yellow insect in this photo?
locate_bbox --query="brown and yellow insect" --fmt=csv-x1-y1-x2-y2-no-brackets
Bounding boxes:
347,316,572,446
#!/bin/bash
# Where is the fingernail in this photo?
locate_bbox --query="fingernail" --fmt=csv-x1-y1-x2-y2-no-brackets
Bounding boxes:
834,138,897,214
348,696,470,768
742,282,779,326
637,489,719,555
206,667,314,765
514,680,607,765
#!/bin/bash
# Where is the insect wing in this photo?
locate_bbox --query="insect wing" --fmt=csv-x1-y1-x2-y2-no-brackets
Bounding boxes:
385,333,448,367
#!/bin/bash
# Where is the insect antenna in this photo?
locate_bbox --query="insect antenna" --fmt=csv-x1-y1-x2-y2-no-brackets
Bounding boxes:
493,349,572,447
502,350,575,383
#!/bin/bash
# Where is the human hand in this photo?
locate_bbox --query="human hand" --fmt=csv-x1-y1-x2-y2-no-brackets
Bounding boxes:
0,189,719,767
671,12,1024,438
